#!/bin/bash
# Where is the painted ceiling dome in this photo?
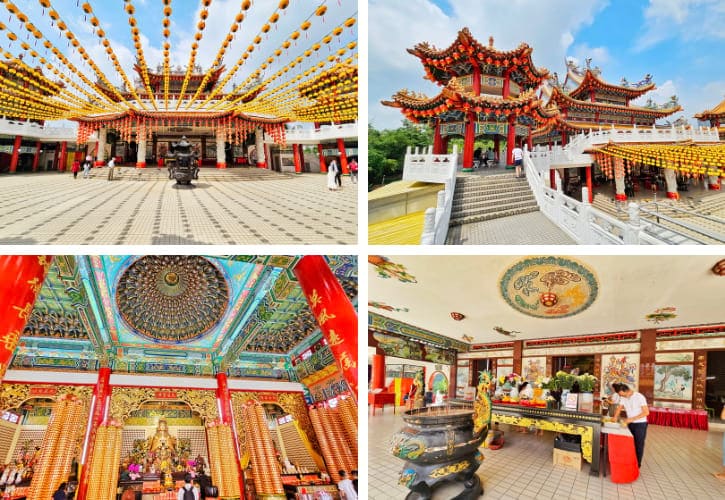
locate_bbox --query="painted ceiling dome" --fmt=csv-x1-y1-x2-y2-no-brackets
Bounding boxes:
116,256,230,343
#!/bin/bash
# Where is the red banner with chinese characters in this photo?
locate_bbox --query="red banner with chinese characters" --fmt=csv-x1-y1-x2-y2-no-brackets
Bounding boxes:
293,256,358,399
0,256,52,380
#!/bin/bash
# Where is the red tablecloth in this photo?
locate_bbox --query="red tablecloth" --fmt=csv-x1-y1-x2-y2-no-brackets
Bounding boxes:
368,392,396,415
647,407,708,430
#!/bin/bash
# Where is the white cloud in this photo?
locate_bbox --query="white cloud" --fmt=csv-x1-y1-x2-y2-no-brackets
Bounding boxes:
369,0,610,129
635,0,725,51
569,43,611,66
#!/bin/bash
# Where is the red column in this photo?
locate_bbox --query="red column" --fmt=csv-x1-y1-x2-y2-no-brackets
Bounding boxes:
9,135,22,173
336,138,349,174
216,372,246,495
527,127,533,150
58,141,68,172
506,116,516,166
76,367,111,500
494,135,500,162
433,119,443,154
293,144,301,173
561,130,568,146
293,256,358,399
472,65,481,96
317,143,327,173
586,165,593,203
298,145,305,173
502,69,511,99
31,141,41,172
441,136,450,154
550,169,557,189
371,354,385,390
0,256,52,380
462,111,475,171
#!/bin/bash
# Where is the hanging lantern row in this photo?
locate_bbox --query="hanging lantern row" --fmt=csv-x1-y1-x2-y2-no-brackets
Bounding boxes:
125,0,159,110
175,1,214,109
160,0,174,108
78,0,147,110
219,17,357,112
191,1,292,109
593,144,725,179
223,28,357,115
75,112,288,147
0,5,123,115
0,41,109,116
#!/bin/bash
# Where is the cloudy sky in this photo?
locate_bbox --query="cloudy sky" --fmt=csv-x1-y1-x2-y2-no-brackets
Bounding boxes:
368,0,725,130
2,0,356,113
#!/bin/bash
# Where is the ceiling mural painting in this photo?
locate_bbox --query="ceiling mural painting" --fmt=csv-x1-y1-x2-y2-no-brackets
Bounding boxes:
368,255,417,283
646,307,678,324
499,256,599,319
10,255,357,377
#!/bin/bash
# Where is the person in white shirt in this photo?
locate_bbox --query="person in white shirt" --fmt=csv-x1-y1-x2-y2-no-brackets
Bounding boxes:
512,144,524,178
177,474,200,500
612,384,650,468
336,470,357,499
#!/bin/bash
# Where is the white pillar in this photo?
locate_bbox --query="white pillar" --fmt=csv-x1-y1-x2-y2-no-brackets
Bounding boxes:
216,129,226,169
663,168,678,199
136,127,146,168
95,127,107,166
255,127,266,168
614,174,626,200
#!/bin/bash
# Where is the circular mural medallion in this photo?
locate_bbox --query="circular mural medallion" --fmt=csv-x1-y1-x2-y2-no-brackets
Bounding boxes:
499,257,598,318
116,256,230,342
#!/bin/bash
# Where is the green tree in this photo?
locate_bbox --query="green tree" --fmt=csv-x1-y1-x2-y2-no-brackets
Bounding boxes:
368,121,432,189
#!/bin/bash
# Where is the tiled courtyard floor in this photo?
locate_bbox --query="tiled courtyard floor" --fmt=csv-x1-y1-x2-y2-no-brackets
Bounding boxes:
0,169,357,245
369,408,725,500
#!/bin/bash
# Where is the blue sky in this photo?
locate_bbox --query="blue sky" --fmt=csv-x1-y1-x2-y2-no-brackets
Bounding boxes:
369,0,725,129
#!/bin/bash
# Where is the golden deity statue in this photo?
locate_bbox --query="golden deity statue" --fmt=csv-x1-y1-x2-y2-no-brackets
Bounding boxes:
148,418,178,461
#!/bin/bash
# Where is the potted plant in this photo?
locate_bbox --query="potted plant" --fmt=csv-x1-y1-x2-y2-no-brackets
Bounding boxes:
576,373,597,413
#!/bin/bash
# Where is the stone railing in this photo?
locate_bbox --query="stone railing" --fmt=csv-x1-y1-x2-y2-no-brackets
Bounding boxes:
524,151,723,244
285,122,358,143
0,119,80,142
403,145,459,244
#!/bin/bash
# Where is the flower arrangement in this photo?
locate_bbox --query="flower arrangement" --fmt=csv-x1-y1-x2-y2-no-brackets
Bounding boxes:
577,373,597,392
536,376,556,390
128,463,141,480
554,371,576,390
498,372,521,388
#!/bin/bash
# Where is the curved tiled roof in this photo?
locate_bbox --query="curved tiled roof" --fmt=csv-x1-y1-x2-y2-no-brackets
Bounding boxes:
694,97,725,120
407,28,549,89
567,68,655,100
547,86,681,118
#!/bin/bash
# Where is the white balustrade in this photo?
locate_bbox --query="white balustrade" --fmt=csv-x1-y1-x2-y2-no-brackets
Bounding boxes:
285,122,358,143
0,119,80,142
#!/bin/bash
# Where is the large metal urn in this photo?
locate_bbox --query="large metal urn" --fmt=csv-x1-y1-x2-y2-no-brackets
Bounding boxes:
390,372,493,499
167,136,199,185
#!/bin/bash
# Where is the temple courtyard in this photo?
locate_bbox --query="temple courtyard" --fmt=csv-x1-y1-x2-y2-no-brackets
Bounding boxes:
0,168,357,245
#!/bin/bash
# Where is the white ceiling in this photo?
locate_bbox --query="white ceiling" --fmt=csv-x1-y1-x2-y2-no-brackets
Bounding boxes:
368,255,725,344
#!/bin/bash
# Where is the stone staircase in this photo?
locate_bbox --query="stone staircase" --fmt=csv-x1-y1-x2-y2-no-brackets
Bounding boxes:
95,166,294,182
448,173,538,226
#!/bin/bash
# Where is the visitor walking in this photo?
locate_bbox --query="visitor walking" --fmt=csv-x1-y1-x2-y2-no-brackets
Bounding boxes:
177,474,200,500
512,143,524,178
337,470,357,499
612,384,650,468
335,157,343,188
349,158,358,184
71,159,80,179
52,482,68,500
83,154,92,178
486,147,495,168
107,157,115,180
327,158,339,191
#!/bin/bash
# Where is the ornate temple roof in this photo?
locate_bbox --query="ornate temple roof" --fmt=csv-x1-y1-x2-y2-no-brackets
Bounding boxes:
547,86,681,118
694,97,725,120
563,59,655,100
406,28,549,90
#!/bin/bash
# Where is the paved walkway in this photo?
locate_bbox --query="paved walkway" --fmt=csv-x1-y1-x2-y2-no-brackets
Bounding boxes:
446,211,576,244
0,169,357,245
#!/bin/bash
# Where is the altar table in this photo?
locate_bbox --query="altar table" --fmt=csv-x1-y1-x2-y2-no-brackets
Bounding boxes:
647,406,708,430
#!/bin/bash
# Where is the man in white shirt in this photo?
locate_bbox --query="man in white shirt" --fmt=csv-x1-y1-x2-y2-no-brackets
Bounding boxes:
337,470,357,499
612,384,650,468
512,144,524,178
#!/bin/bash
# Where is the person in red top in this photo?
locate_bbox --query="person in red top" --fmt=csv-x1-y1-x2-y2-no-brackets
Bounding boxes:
71,159,81,179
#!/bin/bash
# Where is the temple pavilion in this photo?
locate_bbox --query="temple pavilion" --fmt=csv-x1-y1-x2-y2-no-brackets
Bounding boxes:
695,97,725,140
0,2,358,174
383,29,557,171
535,59,682,146
0,255,357,500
